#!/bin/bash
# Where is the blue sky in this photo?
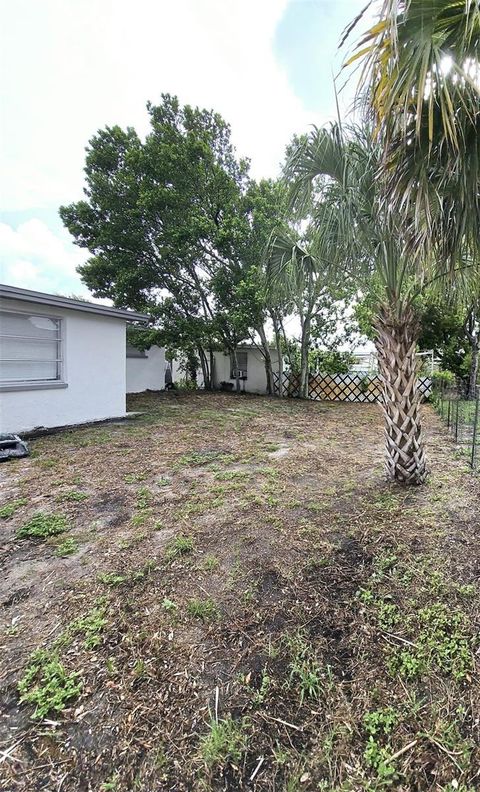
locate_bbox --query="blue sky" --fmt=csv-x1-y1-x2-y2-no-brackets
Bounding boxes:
1,0,369,297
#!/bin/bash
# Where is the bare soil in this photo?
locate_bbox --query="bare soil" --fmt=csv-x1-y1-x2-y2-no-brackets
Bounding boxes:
0,391,479,791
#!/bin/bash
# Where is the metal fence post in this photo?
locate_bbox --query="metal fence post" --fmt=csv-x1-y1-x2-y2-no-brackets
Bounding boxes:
472,386,480,471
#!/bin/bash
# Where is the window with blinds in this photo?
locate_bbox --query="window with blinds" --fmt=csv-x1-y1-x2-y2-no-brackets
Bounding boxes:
0,311,63,385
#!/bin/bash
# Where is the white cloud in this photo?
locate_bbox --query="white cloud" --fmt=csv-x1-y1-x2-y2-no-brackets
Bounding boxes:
0,220,90,296
1,0,318,214
0,0,342,295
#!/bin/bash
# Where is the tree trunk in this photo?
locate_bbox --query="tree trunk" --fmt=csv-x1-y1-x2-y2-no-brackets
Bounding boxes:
232,347,241,394
209,348,215,390
465,307,479,400
375,305,427,485
197,346,210,390
257,324,273,395
299,318,310,399
468,344,479,400
272,315,283,397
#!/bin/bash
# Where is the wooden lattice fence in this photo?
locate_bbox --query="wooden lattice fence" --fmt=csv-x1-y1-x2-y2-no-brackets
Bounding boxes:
273,372,432,403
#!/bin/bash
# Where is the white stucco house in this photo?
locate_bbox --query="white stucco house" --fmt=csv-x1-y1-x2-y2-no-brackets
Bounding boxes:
0,284,149,435
126,343,165,393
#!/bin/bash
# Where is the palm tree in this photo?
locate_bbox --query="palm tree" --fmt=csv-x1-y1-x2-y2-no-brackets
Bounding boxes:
345,0,480,279
267,205,343,399
285,122,434,484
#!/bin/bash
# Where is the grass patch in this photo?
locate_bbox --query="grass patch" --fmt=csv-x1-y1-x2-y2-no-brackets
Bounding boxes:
166,534,194,560
186,598,219,622
200,716,249,769
16,513,68,539
0,498,27,518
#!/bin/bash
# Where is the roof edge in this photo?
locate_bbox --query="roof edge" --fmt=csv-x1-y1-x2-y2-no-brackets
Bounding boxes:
0,284,149,322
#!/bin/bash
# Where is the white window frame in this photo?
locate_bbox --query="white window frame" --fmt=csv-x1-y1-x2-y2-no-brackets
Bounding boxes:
0,309,67,392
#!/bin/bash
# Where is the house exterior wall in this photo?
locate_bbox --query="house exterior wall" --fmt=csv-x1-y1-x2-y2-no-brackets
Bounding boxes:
213,348,281,394
0,297,126,434
126,345,165,393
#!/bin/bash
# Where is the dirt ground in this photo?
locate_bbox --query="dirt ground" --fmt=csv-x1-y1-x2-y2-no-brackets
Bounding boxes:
0,391,479,792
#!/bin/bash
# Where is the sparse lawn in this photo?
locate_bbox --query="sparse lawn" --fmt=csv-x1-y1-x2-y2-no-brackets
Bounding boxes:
0,391,479,791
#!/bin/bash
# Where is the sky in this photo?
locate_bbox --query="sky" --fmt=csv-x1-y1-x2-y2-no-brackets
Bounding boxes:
1,0,370,298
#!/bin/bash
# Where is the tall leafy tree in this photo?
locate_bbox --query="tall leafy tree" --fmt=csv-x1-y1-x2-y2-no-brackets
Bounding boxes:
60,95,250,389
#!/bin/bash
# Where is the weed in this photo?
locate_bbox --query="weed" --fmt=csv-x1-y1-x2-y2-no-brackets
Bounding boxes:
214,470,249,481
18,649,81,719
202,555,219,571
98,572,128,586
16,513,68,539
252,668,271,706
71,606,107,649
200,716,249,769
56,490,88,503
55,537,79,557
388,649,423,679
131,507,152,527
374,553,398,575
417,603,472,679
124,472,148,484
166,534,194,560
100,775,119,791
455,583,476,598
106,657,117,675
376,600,399,630
187,598,219,622
136,486,153,509
0,498,27,518
178,450,229,468
162,597,177,612
363,707,400,784
286,633,324,703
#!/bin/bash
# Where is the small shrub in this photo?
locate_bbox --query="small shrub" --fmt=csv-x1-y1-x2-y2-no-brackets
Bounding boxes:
18,649,81,719
16,513,68,539
0,498,27,519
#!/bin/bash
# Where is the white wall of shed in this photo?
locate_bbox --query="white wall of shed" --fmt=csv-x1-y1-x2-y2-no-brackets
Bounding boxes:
126,345,165,393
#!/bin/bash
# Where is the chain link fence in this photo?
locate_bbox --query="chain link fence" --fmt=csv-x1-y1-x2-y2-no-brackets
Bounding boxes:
433,382,480,472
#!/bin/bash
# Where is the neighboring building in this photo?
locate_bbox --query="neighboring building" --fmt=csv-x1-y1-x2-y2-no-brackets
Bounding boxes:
171,345,282,394
212,346,281,393
0,285,148,434
126,343,165,393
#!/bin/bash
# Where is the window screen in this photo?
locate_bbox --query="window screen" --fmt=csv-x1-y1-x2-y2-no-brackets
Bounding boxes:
0,311,63,384
230,349,248,379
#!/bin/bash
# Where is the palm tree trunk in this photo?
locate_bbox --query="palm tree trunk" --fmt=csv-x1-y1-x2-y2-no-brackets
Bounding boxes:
272,315,284,397
299,317,310,399
375,305,427,485
468,344,479,400
465,307,479,400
